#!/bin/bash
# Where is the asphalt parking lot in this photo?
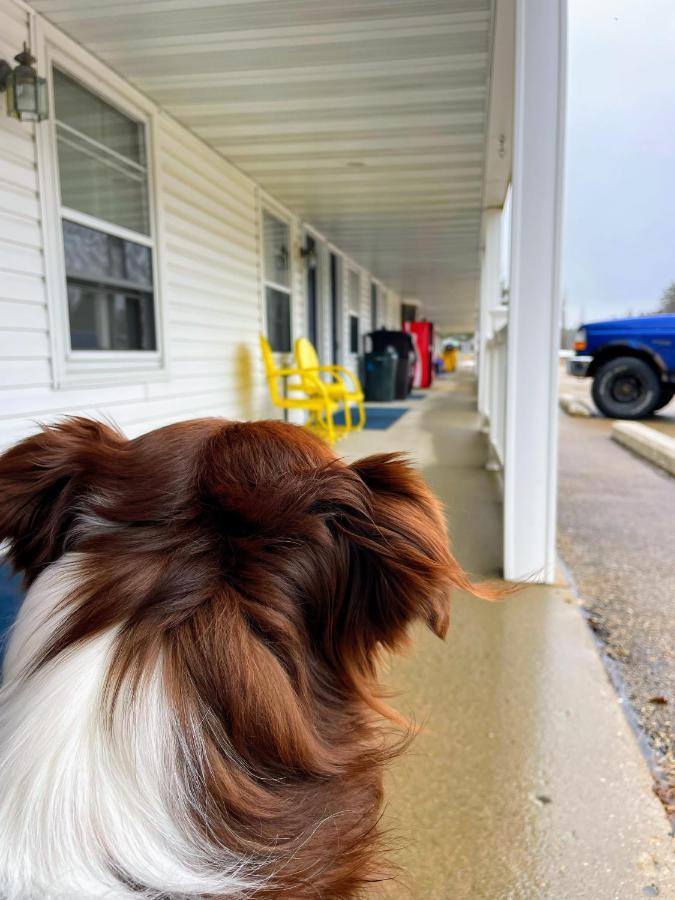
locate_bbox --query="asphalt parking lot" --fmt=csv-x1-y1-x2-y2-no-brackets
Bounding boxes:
557,369,675,819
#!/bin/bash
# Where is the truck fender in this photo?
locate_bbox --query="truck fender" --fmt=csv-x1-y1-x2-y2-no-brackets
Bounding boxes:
588,340,667,378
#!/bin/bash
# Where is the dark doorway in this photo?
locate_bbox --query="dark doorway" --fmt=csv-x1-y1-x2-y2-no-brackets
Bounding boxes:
402,303,418,324
330,252,340,364
370,282,378,330
305,234,318,348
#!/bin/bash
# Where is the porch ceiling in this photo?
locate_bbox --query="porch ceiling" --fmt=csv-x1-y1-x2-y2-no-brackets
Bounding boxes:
30,0,495,331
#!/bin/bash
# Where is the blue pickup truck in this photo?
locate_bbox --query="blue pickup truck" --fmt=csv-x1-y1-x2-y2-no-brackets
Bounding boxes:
567,314,675,419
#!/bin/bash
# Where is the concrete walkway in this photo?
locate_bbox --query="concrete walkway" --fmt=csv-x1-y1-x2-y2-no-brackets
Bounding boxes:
339,376,673,900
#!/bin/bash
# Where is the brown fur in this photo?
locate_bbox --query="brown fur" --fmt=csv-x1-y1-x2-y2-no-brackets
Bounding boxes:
0,417,486,898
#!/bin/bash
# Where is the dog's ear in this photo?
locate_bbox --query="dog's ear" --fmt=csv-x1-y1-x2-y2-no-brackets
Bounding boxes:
0,418,124,583
331,453,473,666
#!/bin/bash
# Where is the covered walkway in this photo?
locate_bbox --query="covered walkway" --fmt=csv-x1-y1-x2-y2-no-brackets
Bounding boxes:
342,375,673,899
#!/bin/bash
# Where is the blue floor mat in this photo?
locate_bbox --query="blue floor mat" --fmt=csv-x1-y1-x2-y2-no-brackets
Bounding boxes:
408,392,426,400
0,561,23,670
335,407,409,429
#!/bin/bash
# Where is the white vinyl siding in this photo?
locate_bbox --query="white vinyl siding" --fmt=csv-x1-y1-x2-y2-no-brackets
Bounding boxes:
0,2,52,447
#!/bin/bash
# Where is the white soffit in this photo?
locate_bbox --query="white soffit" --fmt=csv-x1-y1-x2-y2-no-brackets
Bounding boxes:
29,0,495,330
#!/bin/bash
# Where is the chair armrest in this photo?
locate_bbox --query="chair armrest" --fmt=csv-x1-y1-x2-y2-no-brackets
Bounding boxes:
324,364,363,393
286,370,331,400
297,365,349,390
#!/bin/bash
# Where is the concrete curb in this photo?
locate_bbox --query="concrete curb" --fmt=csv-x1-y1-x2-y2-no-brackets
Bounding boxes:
612,421,675,477
559,393,592,417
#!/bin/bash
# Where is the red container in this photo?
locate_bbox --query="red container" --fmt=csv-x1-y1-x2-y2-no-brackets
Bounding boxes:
404,320,435,388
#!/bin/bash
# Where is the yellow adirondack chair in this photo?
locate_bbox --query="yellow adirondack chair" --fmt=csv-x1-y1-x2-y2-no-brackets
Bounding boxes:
294,337,366,433
259,335,339,445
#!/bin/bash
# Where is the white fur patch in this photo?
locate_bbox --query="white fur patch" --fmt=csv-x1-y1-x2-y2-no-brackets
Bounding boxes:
0,555,260,899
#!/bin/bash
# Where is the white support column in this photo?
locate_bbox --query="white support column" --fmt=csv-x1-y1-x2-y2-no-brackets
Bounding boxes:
478,209,502,420
503,0,567,582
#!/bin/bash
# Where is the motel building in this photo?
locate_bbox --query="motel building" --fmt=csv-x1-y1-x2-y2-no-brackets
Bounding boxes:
1,0,671,894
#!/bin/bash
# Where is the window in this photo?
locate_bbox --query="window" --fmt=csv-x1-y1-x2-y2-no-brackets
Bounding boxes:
53,68,157,353
262,210,292,352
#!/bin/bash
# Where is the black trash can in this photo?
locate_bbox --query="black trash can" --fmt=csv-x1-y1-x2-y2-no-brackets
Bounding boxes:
367,329,416,399
364,348,397,402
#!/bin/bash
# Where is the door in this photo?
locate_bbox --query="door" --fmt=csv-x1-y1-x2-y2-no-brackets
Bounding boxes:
330,252,340,364
305,234,318,348
370,282,378,330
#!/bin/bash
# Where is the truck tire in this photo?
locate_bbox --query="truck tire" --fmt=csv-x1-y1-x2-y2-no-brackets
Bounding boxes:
654,384,675,412
591,356,660,419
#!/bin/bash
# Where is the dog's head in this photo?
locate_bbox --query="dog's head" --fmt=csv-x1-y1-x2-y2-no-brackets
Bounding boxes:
0,417,463,672
0,417,471,894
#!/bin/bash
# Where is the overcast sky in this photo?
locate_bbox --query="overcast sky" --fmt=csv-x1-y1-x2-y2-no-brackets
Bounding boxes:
564,0,675,326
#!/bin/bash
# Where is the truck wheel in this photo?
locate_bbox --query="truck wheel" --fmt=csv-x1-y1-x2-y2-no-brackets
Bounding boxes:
591,357,660,419
654,385,675,412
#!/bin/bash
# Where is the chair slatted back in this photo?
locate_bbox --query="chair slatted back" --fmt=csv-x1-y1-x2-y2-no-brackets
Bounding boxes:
259,335,283,404
295,337,322,395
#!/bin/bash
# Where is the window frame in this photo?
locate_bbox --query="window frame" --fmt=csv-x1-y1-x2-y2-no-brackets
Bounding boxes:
259,197,294,355
35,21,168,387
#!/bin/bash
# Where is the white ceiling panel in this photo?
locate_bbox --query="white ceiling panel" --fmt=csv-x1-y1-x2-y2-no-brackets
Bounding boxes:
30,0,495,329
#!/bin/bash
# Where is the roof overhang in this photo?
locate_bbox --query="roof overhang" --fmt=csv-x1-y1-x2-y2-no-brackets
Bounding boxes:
29,0,513,331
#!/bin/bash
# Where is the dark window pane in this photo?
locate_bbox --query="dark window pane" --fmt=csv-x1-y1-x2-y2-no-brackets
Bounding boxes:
63,220,156,352
350,314,359,354
266,287,291,353
67,282,156,351
63,220,152,291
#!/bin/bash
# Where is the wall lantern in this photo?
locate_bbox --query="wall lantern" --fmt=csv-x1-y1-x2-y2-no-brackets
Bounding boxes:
299,240,317,268
0,44,49,122
274,244,289,272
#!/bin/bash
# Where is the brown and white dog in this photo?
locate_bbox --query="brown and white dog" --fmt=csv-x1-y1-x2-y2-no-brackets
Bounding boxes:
0,417,480,899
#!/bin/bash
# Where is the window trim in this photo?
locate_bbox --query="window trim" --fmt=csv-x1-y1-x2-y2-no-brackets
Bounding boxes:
258,196,294,355
34,19,168,388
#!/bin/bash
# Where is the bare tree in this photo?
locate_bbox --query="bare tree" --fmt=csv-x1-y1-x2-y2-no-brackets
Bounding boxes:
656,282,675,314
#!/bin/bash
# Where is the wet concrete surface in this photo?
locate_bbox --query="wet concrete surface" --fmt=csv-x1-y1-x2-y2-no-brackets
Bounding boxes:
340,376,673,899
558,409,675,822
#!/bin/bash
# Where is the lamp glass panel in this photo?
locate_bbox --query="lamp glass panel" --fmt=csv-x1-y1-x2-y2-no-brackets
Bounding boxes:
15,76,37,114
